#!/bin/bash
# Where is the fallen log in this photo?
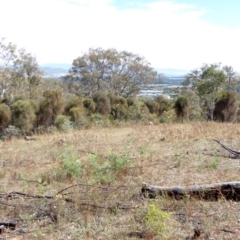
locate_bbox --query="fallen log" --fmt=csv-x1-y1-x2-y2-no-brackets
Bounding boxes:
0,222,16,230
141,182,240,201
213,139,240,157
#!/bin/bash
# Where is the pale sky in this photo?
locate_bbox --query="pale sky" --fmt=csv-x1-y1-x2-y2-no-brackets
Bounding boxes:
1,0,240,72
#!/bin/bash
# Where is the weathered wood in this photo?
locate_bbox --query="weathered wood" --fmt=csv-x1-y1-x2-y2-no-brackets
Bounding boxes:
24,136,36,141
141,182,240,201
0,222,16,230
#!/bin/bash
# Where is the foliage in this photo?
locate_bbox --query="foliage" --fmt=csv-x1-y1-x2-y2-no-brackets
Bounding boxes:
83,98,96,115
89,113,111,127
155,95,172,115
12,100,36,133
143,98,160,115
55,115,73,132
55,147,83,181
174,95,189,122
87,153,112,184
213,91,238,122
0,125,21,140
0,38,42,100
181,89,201,120
126,99,150,123
64,48,161,97
108,93,128,120
159,109,176,123
92,91,111,115
0,103,11,130
64,96,83,114
38,90,64,126
68,107,84,122
184,64,229,121
145,204,172,237
87,147,130,184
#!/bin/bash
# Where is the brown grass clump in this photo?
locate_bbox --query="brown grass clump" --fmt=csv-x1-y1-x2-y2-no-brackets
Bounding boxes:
1,122,240,239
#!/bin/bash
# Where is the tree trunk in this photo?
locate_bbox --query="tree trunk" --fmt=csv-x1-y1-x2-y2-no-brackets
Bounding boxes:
141,182,240,201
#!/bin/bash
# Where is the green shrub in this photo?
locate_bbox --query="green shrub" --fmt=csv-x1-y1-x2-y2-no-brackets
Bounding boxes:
174,95,190,123
143,98,160,114
92,91,111,115
55,115,73,132
86,147,131,184
145,204,173,237
0,125,21,140
69,107,84,122
55,147,83,181
87,153,112,184
38,90,64,126
126,99,150,123
90,113,111,127
108,93,128,120
0,103,11,130
12,100,36,134
155,95,172,115
65,96,83,114
159,109,176,123
83,98,96,115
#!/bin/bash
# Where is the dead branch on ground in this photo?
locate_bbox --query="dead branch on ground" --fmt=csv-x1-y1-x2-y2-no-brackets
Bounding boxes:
142,181,240,200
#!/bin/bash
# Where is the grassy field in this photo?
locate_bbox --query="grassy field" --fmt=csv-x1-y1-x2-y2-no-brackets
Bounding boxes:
1,122,240,239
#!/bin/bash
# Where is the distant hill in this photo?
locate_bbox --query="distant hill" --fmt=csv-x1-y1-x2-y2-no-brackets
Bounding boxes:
40,64,188,81
40,64,71,77
157,68,189,77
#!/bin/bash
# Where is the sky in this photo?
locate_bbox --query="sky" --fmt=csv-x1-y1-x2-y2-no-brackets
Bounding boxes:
1,0,240,72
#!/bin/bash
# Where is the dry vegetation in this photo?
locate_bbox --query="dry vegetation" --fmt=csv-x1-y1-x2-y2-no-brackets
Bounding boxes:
1,122,240,239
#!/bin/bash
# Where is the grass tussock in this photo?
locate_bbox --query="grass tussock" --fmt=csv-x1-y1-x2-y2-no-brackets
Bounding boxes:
1,122,240,239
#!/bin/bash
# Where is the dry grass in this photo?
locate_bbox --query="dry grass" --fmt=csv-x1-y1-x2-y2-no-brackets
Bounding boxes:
1,122,240,239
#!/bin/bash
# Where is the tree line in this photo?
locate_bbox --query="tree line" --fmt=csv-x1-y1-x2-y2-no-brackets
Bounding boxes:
0,38,239,138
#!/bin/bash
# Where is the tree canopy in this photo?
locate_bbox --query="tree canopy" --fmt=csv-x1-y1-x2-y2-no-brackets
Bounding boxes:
64,48,162,98
0,38,43,101
183,63,239,121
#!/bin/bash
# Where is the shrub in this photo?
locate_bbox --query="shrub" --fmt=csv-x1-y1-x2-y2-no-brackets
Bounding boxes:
145,204,173,237
55,147,83,181
159,109,176,123
55,115,73,132
11,100,36,134
0,103,11,130
65,96,83,114
181,89,201,121
108,93,128,120
69,107,84,122
155,95,172,115
38,90,64,127
86,148,130,184
89,113,111,127
0,125,21,140
92,91,111,115
126,99,150,123
174,95,190,123
83,98,96,115
214,91,238,122
143,98,160,114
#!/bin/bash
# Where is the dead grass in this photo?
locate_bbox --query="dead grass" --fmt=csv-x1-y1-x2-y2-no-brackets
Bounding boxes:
1,122,240,239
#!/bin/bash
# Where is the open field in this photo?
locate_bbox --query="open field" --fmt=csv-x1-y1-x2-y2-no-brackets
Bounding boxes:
1,122,240,239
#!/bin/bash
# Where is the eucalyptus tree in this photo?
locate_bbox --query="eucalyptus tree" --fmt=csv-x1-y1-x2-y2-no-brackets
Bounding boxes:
183,63,228,121
0,38,43,101
64,48,162,98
